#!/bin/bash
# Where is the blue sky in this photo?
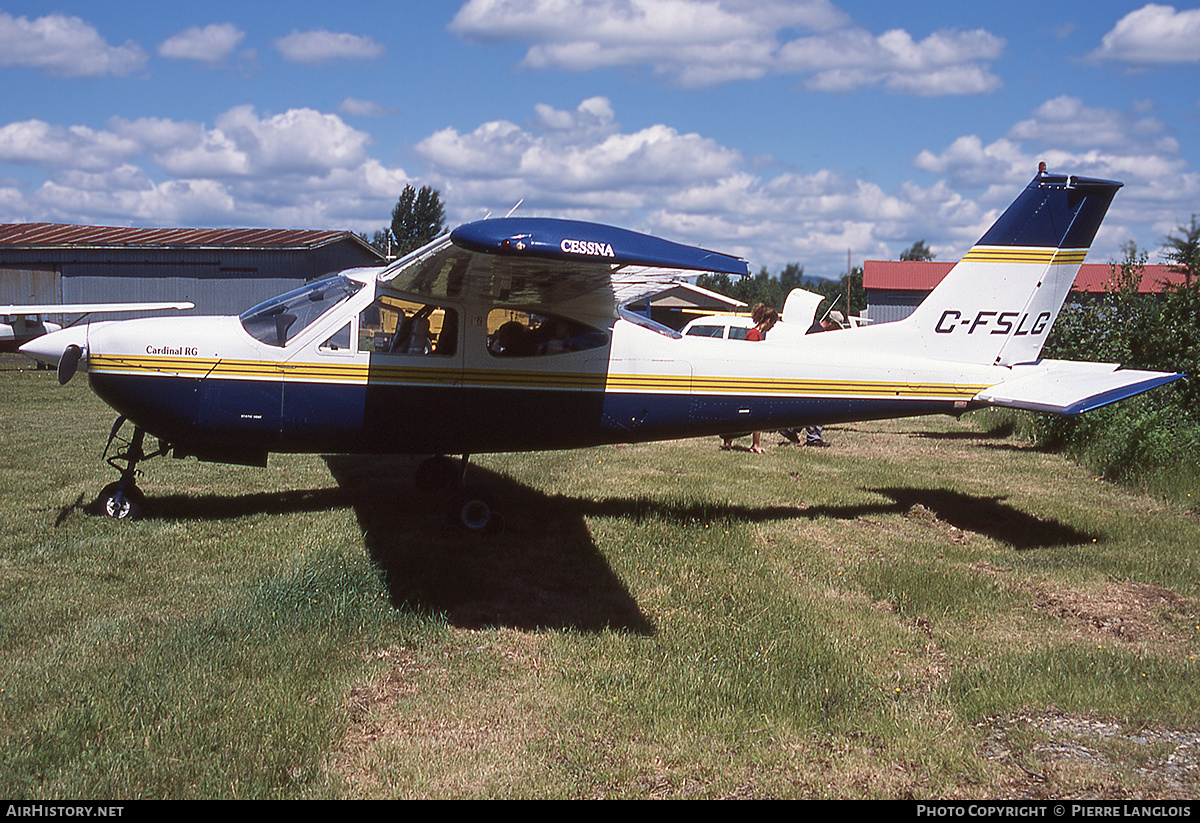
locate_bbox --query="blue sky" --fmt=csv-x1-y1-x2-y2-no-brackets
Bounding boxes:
1,1,1197,279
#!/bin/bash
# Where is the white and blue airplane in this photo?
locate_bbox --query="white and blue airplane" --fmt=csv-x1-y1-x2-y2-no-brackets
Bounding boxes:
20,168,1184,526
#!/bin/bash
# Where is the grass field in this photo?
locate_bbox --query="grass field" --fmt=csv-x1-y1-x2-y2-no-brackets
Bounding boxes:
1,357,1198,799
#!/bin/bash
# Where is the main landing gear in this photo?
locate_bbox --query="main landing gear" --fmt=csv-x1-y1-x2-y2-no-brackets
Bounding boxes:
96,417,168,520
414,453,504,534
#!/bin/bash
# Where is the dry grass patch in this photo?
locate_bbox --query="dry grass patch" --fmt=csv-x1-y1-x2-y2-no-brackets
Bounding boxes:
1029,580,1197,650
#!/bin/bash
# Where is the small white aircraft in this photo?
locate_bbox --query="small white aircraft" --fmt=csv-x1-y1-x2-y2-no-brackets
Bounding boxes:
2,302,194,360
19,168,1184,525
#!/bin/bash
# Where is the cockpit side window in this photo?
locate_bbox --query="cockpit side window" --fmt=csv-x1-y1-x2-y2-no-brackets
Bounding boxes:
239,276,363,347
358,295,458,356
486,308,608,357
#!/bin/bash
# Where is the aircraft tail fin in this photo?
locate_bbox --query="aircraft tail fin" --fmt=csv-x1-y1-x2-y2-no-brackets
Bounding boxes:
904,170,1122,367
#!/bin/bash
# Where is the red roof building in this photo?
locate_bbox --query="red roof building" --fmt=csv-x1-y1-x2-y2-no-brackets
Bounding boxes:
863,260,1184,324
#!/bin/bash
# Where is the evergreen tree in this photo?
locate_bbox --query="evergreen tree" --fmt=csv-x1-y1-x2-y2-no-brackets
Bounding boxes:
899,239,934,261
389,185,446,257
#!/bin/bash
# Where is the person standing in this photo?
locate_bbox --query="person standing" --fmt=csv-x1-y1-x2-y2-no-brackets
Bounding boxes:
721,304,778,453
802,310,845,447
745,306,778,452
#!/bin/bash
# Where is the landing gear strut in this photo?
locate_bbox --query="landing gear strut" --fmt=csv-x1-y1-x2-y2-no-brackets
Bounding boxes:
96,417,168,520
416,453,504,533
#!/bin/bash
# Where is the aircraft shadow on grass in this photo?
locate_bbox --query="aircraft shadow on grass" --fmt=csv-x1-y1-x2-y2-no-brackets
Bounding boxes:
73,455,1096,630
322,454,662,634
880,426,1048,454
803,487,1097,550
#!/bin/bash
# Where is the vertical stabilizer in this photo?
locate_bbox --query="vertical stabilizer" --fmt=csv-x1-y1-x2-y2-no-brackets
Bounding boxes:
905,171,1122,366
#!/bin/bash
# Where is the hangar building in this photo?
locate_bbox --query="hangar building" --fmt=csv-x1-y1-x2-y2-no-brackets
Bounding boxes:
0,222,386,323
624,282,747,330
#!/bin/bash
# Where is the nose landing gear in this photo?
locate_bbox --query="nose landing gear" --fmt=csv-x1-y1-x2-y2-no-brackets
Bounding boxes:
96,417,169,520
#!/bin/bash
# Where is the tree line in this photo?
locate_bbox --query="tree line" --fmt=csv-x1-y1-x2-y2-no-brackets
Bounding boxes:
694,238,934,321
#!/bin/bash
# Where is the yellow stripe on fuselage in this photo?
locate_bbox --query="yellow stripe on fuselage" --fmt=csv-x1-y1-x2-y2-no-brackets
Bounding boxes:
90,354,987,401
688,376,984,399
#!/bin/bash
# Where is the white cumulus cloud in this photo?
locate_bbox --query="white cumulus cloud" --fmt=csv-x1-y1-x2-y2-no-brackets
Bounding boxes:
273,30,385,64
449,0,1002,94
0,106,410,231
0,11,146,77
158,23,246,63
1090,3,1200,65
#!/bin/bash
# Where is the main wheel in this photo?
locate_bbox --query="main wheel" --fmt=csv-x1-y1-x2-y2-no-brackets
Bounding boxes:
452,492,503,533
97,481,144,520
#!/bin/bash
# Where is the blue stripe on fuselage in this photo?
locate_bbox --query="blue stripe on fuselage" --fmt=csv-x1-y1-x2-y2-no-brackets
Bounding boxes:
89,372,967,458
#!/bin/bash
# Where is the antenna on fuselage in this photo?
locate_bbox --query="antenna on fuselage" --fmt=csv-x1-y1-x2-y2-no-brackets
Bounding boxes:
505,200,523,217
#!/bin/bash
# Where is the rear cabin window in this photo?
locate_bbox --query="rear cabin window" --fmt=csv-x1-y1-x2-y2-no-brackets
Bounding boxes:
358,295,458,356
486,309,607,357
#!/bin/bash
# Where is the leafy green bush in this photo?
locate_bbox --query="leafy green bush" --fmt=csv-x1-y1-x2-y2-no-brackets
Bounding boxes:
1036,235,1200,503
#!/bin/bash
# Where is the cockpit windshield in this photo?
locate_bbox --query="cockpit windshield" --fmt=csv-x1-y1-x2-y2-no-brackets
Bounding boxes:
239,275,363,347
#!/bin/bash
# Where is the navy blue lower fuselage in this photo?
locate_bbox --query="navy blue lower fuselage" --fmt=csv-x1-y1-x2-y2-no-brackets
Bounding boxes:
90,371,962,464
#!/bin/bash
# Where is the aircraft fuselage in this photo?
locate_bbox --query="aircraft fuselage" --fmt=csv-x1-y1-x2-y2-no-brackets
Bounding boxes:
73,271,994,466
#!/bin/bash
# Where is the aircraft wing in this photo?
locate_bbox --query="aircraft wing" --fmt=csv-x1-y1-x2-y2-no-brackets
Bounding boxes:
975,359,1185,415
1,301,194,315
377,217,748,312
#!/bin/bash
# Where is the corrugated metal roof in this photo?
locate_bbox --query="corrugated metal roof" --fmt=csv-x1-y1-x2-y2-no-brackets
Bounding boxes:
1070,263,1183,293
863,260,953,290
864,260,1184,294
0,222,371,252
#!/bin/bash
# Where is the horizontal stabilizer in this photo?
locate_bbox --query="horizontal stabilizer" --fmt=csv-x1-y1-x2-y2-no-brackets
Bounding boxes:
975,360,1184,415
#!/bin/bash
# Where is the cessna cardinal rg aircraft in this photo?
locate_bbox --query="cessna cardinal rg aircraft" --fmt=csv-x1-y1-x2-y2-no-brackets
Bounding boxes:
19,169,1184,526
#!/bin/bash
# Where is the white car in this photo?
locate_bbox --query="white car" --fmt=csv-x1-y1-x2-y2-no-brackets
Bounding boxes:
681,314,756,340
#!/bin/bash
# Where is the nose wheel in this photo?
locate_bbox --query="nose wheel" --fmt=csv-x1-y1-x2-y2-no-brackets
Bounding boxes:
95,417,168,520
97,480,145,520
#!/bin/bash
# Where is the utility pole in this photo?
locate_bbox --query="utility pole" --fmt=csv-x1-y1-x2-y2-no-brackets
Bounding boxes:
846,248,851,316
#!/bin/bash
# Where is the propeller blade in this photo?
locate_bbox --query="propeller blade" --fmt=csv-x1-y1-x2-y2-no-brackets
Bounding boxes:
57,344,82,385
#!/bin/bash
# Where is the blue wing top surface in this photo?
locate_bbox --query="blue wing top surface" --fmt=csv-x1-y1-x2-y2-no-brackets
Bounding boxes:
378,216,748,311
449,217,748,276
